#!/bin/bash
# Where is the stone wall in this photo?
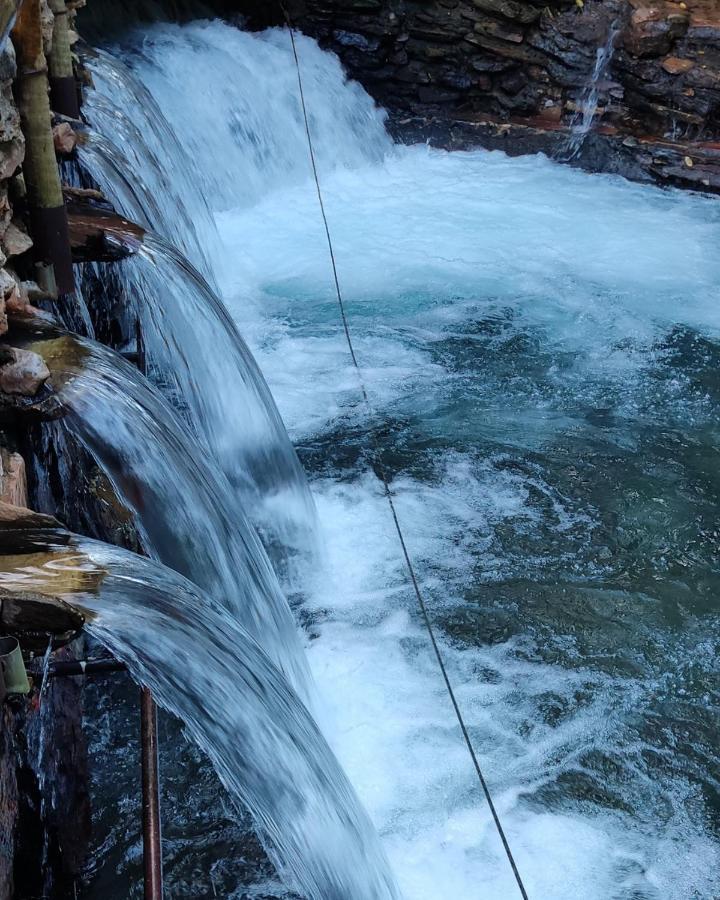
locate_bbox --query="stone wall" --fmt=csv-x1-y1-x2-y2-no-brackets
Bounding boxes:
286,0,720,191
0,4,96,898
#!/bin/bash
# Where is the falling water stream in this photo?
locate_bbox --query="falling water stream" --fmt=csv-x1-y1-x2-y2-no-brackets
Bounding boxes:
563,19,621,161
27,331,310,698
63,14,720,900
0,537,398,899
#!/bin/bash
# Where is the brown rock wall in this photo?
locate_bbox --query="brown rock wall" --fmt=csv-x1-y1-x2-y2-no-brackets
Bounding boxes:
287,0,720,190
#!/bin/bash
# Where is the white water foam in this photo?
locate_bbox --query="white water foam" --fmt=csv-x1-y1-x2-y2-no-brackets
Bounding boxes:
114,19,720,899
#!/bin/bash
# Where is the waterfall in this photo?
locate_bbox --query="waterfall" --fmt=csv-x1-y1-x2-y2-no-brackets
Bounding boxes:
563,20,620,161
112,231,316,553
77,54,318,556
81,48,218,281
47,12,720,899
0,536,400,900
27,331,310,697
86,23,392,215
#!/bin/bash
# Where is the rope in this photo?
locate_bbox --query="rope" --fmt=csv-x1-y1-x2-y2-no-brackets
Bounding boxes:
283,13,529,900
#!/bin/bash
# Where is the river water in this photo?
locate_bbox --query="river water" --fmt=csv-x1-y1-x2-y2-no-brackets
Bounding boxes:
79,17,720,900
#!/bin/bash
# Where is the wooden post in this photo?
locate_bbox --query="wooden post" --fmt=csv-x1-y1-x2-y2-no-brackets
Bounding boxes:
12,0,74,295
47,0,79,118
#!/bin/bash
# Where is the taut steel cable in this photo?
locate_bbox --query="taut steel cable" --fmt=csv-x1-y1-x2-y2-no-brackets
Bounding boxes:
284,14,529,899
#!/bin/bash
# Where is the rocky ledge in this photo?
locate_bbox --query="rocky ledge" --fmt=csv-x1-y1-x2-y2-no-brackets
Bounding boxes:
287,0,720,192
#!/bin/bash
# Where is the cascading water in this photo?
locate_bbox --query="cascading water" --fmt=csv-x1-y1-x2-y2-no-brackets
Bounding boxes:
74,14,720,900
80,49,217,281
77,58,317,555
0,537,399,900
89,23,392,217
562,19,621,161
27,331,310,697
75,231,316,554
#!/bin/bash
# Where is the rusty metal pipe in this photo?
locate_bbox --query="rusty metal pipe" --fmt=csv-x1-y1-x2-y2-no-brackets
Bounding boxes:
141,686,163,900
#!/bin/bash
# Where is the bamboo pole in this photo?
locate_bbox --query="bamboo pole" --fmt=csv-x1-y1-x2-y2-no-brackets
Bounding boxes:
47,0,79,118
12,0,74,294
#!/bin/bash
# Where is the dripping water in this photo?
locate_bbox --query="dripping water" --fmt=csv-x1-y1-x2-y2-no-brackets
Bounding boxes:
563,20,620,161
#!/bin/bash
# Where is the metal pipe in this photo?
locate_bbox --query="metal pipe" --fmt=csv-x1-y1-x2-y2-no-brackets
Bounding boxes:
141,686,163,900
39,657,128,678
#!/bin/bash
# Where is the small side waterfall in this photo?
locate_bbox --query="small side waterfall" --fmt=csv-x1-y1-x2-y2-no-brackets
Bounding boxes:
0,537,400,900
119,233,316,551
27,331,311,697
563,20,620,161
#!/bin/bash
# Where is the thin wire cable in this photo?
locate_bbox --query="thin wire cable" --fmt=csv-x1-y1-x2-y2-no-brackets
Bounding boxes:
283,14,529,900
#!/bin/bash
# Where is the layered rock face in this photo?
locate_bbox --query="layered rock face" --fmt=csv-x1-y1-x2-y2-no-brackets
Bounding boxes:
288,0,720,191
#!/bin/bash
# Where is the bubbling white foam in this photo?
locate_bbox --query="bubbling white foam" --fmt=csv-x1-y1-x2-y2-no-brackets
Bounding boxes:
117,18,720,899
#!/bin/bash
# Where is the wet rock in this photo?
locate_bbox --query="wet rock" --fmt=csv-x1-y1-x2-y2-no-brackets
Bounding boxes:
661,55,694,73
473,18,525,44
623,3,689,58
0,346,50,396
333,29,381,51
0,585,85,645
67,201,145,262
292,0,720,192
471,0,541,24
0,499,60,532
0,499,66,556
4,276,44,320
